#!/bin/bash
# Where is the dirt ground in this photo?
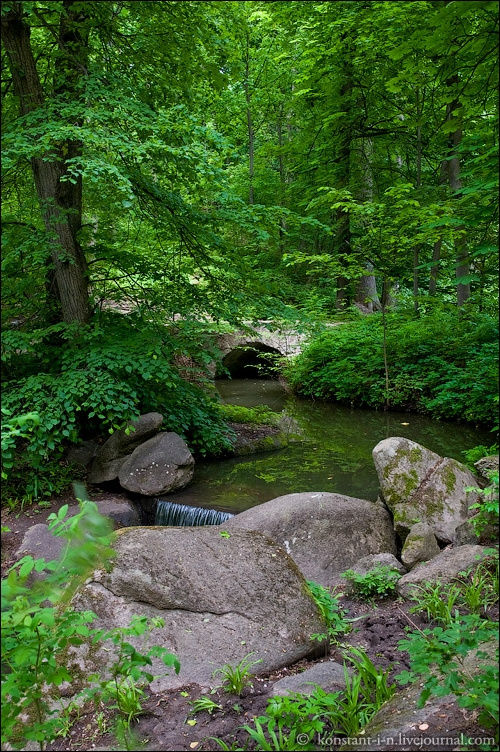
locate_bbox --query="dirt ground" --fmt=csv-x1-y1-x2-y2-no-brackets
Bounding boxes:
1,495,498,752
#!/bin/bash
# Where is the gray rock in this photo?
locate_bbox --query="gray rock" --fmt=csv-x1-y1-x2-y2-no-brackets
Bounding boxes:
70,526,325,692
89,413,163,484
270,661,348,697
401,523,440,569
225,492,397,587
14,500,140,574
67,440,97,468
455,516,498,546
89,457,128,485
340,553,406,594
226,422,288,457
397,544,492,598
65,500,140,529
372,437,481,543
339,553,406,597
118,432,194,495
474,454,499,484
15,523,64,565
345,552,406,576
343,682,457,751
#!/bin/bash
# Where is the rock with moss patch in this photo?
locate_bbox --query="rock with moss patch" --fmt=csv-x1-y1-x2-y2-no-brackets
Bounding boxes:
372,437,481,543
397,544,492,598
225,492,397,587
226,422,288,456
69,526,324,692
401,522,440,569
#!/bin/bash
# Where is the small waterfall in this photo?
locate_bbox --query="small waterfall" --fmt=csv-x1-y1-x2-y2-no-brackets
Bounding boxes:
155,500,234,527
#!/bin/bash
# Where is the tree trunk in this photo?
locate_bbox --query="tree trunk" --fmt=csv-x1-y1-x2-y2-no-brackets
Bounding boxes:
413,89,423,315
445,74,470,308
2,1,91,324
334,34,354,310
277,111,286,257
244,32,254,206
428,238,442,296
355,138,381,311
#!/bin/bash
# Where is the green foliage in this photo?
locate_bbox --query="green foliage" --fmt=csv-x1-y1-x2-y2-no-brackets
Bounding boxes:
212,653,262,696
217,403,279,426
341,565,401,600
240,647,394,749
408,581,462,626
306,580,351,646
1,498,179,751
189,696,222,715
408,553,498,626
1,315,233,505
397,614,499,741
462,444,499,469
469,472,499,537
456,557,499,615
287,312,498,426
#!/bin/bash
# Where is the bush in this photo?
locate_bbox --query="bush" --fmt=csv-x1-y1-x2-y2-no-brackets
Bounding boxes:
306,580,351,647
341,565,402,600
1,497,180,750
1,314,233,505
287,311,498,426
397,614,499,742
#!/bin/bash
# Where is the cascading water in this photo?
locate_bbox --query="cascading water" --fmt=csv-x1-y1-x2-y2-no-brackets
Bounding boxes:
155,500,233,527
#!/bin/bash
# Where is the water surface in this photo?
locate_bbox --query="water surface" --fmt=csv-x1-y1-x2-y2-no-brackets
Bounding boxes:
164,379,493,514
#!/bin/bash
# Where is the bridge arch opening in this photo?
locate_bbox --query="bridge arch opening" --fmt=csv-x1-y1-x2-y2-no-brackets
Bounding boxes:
220,342,282,379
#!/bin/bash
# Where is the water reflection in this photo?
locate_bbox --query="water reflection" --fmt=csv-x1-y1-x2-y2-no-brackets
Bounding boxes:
165,380,492,514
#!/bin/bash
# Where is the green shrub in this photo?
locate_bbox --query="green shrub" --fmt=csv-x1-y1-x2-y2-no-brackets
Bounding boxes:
287,312,498,425
1,314,233,505
468,472,499,537
341,565,402,600
306,580,351,647
397,614,499,741
407,581,462,625
239,647,394,750
1,497,180,750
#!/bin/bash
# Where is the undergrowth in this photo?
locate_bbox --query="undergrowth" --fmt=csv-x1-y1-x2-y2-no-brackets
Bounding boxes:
287,311,498,426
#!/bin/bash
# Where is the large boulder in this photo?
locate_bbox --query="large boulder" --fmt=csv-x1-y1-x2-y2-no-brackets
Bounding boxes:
118,432,194,495
88,412,164,484
70,526,324,691
401,522,440,570
397,544,492,598
14,499,140,575
225,492,397,587
372,437,481,544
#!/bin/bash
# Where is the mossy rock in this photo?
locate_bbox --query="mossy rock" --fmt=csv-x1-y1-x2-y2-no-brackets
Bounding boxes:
373,437,481,544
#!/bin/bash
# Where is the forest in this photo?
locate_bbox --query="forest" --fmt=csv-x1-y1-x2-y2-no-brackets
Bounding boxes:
1,1,499,751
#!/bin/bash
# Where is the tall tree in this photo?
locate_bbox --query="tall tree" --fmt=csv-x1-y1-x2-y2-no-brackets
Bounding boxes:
2,1,91,323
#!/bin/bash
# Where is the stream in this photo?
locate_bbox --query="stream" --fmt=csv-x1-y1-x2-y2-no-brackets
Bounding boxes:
159,379,493,515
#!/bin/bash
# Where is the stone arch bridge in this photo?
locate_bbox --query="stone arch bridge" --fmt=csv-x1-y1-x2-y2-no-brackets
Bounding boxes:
215,323,308,378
